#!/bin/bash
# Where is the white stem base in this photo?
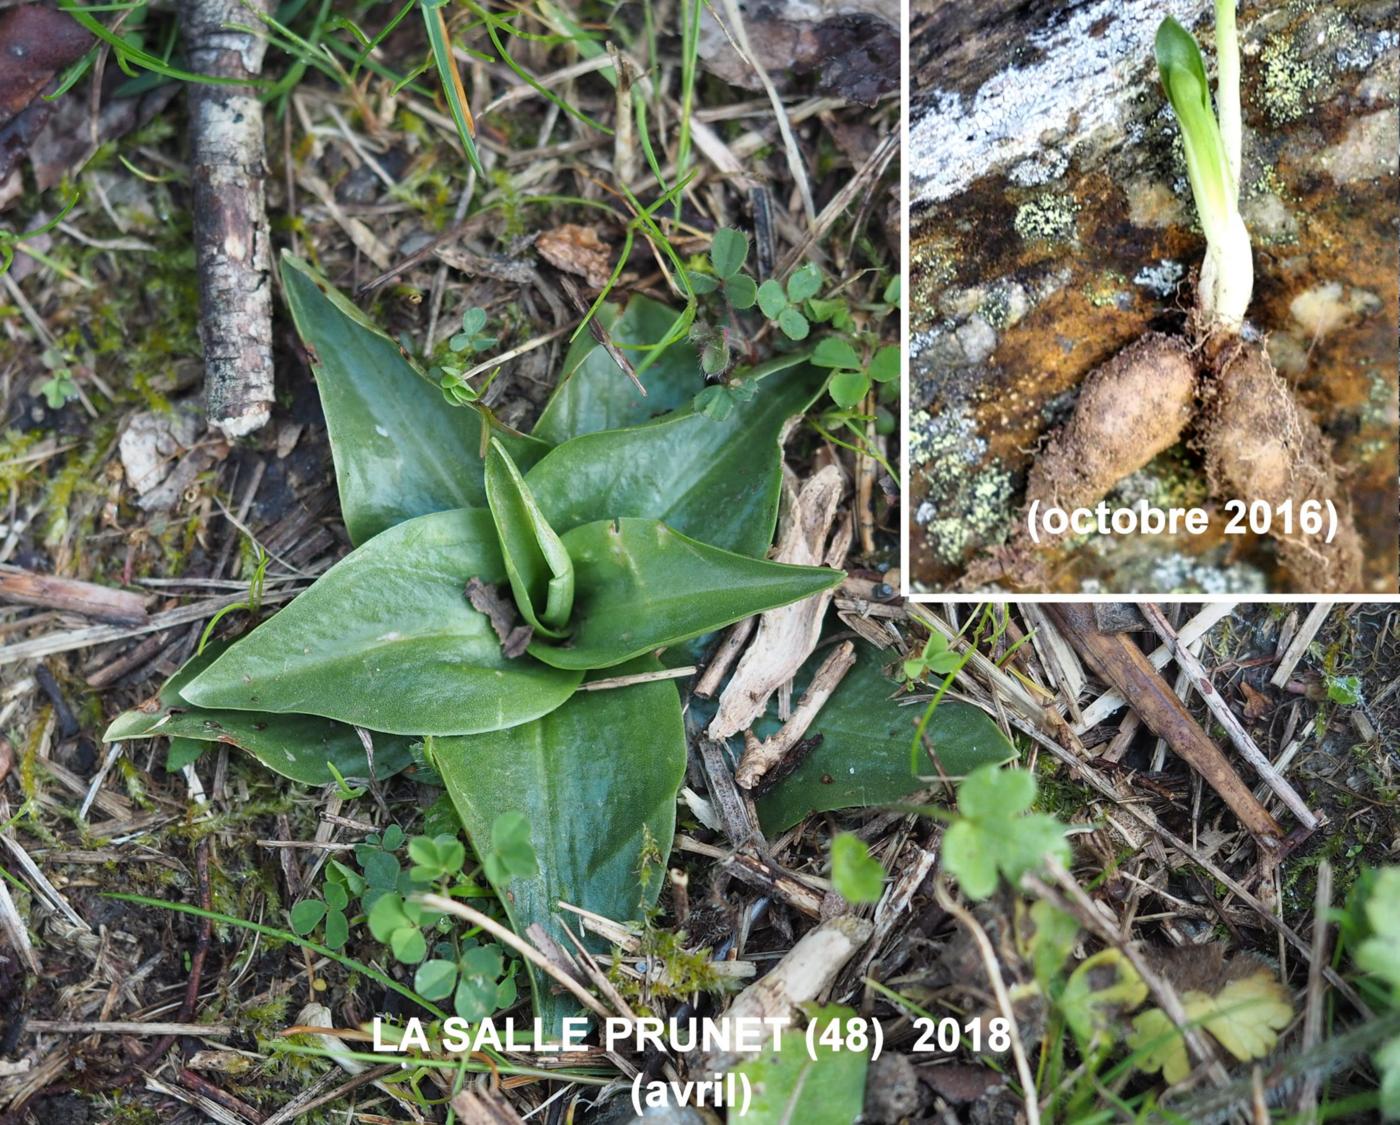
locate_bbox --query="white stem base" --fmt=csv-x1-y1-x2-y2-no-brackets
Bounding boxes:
1198,212,1254,334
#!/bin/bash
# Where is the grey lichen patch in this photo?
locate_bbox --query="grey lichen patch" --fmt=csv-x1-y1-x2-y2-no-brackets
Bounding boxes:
1143,553,1268,594
908,0,1200,205
1014,193,1079,244
910,407,1013,565
978,279,1032,331
1133,259,1186,297
1009,149,1070,187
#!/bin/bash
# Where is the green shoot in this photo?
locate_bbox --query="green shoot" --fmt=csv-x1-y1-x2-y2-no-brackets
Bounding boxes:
1155,13,1252,331
420,0,486,177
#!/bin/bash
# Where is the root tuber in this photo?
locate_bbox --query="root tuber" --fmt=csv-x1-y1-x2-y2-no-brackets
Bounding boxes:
1197,338,1363,593
962,334,1198,589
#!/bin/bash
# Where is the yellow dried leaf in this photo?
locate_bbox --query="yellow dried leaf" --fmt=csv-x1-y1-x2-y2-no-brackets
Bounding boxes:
1184,968,1293,1062
1128,1007,1189,1083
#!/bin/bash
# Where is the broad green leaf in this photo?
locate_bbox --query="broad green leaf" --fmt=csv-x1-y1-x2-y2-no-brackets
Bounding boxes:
525,358,824,557
735,1005,869,1125
755,643,1017,833
757,279,787,319
725,273,758,309
528,519,841,671
181,509,583,735
102,643,417,785
830,834,884,904
1188,970,1292,1062
869,346,900,383
280,253,547,545
1377,1035,1400,1119
534,296,702,443
709,228,749,278
165,738,205,773
1359,868,1400,989
778,307,810,341
786,263,823,303
1155,18,1232,245
958,762,1035,818
1129,1007,1189,1083
433,663,686,1034
485,439,573,634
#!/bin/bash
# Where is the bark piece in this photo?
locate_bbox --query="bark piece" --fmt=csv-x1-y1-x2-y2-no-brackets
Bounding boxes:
1047,604,1284,846
699,914,872,1077
182,0,274,437
708,464,850,739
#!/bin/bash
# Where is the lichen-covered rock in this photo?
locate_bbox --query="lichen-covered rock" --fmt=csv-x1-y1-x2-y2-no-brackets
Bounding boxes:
909,0,1397,592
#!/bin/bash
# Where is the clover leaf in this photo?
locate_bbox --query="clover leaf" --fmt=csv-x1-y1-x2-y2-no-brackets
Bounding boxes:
757,263,822,340
941,765,1071,900
688,228,758,309
481,811,538,886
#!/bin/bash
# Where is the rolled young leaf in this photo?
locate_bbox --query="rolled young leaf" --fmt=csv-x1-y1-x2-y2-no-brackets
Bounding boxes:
281,253,548,545
432,660,686,1035
484,438,574,635
525,357,824,557
103,642,417,785
528,518,843,670
182,508,583,734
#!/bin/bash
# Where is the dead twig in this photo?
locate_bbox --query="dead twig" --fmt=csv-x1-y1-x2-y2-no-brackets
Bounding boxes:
1047,604,1284,845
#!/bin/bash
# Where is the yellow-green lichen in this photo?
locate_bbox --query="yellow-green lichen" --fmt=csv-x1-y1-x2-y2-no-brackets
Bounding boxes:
1014,193,1079,243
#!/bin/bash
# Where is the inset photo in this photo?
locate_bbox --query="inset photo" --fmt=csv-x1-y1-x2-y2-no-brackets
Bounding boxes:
905,0,1398,595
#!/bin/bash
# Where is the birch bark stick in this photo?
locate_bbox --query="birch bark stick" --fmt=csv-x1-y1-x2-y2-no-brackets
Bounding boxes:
182,0,274,437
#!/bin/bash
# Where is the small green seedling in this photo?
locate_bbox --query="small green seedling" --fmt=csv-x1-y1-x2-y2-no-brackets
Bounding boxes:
416,940,518,1019
1156,3,1252,330
450,307,497,355
436,306,499,405
903,630,963,684
1325,672,1362,706
830,833,885,905
291,877,352,950
939,765,1072,900
38,349,79,409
